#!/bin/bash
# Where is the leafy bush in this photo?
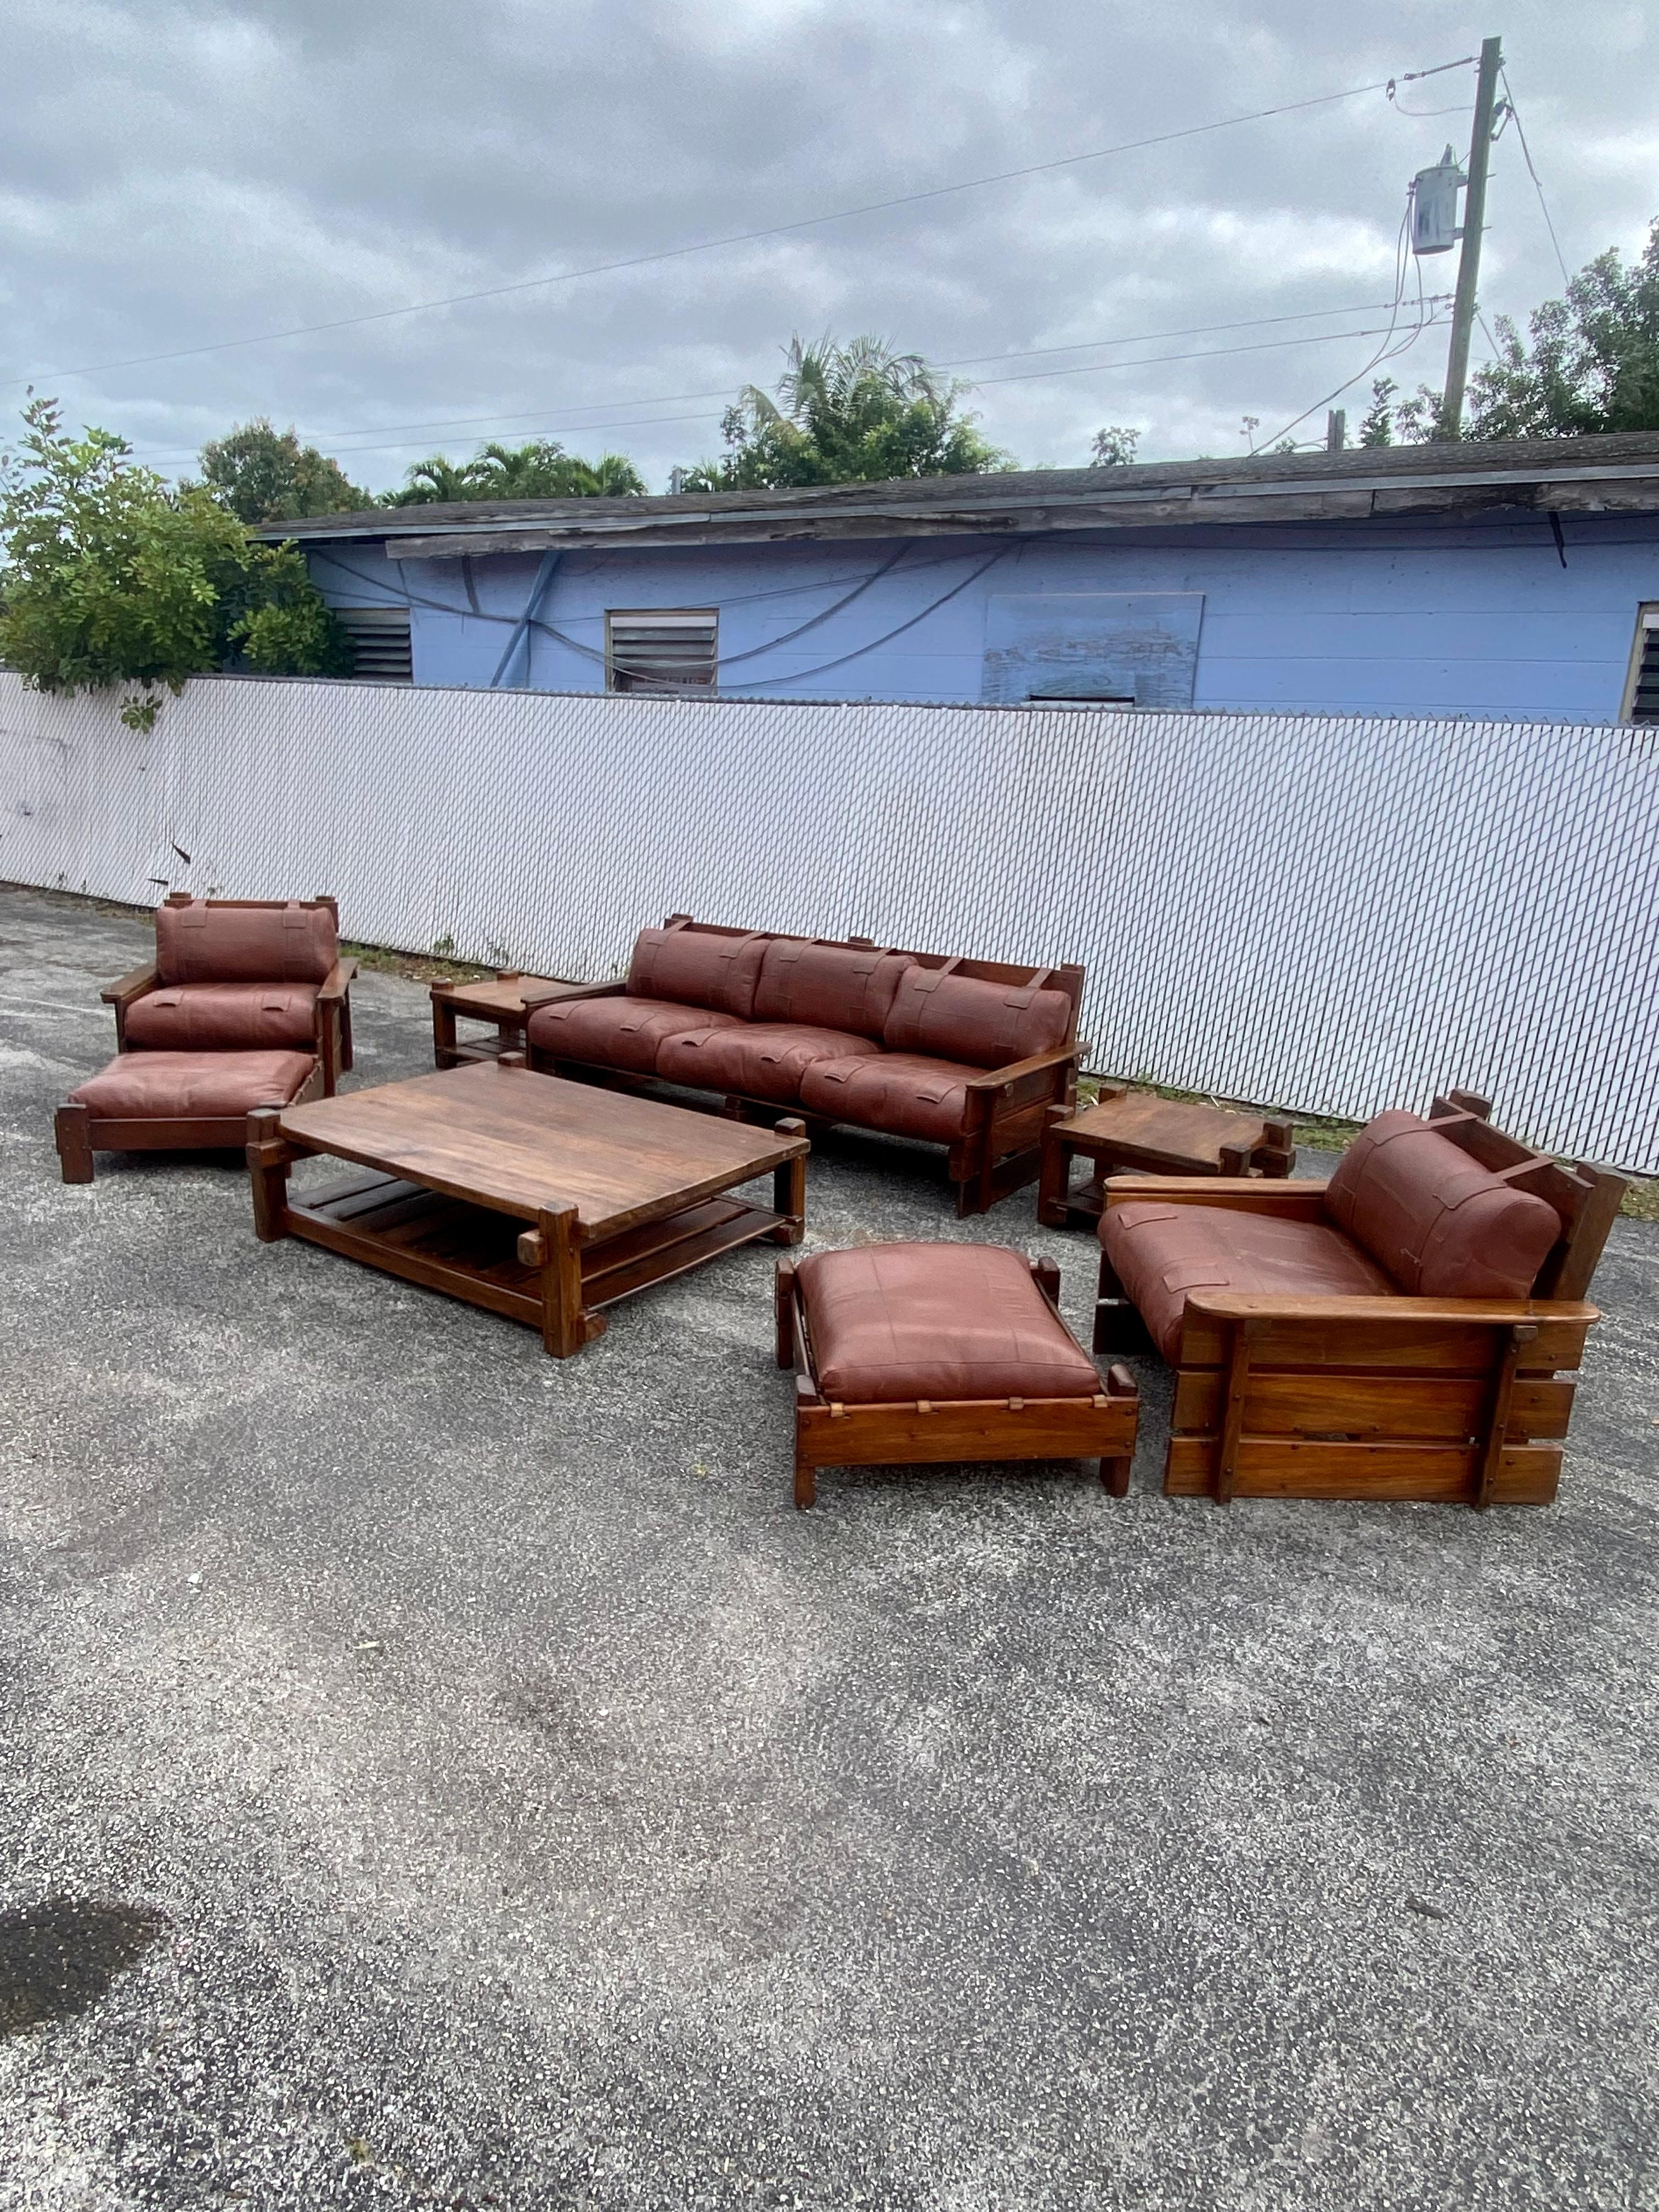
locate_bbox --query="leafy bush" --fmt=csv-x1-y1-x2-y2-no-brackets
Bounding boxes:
0,397,352,725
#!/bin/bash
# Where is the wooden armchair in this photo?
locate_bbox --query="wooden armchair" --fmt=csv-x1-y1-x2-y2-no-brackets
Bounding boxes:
54,895,356,1183
1094,1091,1625,1508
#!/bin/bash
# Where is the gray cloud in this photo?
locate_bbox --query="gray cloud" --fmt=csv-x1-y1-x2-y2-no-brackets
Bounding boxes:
3,0,1653,492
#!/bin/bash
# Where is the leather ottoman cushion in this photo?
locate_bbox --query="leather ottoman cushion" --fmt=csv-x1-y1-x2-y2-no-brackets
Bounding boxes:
883,966,1073,1069
70,1050,317,1120
626,926,767,1018
797,1242,1102,1404
657,1023,880,1103
155,899,337,985
528,994,742,1075
1102,1200,1395,1361
124,982,319,1050
1324,1110,1561,1297
799,1053,975,1143
752,940,914,1040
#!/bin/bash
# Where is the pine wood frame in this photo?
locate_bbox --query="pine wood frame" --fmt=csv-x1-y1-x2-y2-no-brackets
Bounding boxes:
522,916,1084,1216
779,1254,1138,1510
1092,1091,1624,1509
54,895,354,1184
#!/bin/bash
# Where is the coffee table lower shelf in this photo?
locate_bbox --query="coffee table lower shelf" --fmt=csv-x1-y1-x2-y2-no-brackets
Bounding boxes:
286,1170,790,1343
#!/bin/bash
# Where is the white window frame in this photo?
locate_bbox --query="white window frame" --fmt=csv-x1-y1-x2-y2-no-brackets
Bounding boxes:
1619,603,1659,724
605,607,718,694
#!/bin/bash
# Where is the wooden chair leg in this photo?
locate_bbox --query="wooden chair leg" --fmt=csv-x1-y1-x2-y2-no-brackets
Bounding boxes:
1099,1454,1132,1497
794,1452,817,1510
55,1103,94,1184
776,1262,797,1369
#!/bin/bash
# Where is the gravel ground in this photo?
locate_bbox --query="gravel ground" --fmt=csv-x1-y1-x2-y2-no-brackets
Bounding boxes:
1,882,1656,2212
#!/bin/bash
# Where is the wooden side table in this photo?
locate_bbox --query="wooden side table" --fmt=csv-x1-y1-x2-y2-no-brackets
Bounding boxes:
1038,1086,1296,1229
430,971,585,1068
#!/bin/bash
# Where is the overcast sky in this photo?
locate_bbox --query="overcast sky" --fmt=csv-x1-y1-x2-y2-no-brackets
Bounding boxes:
3,0,1654,497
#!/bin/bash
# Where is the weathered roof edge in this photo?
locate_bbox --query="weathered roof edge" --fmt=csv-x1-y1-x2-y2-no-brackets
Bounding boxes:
257,429,1659,556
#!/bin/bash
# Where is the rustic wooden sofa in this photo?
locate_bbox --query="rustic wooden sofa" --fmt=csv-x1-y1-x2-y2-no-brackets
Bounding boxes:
1093,1090,1624,1508
54,894,356,1183
522,916,1084,1215
779,1243,1138,1508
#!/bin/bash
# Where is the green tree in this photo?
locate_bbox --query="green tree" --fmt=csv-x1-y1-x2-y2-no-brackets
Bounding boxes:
680,334,1012,490
0,397,351,727
1464,219,1659,438
383,439,648,505
194,419,373,523
1089,426,1140,466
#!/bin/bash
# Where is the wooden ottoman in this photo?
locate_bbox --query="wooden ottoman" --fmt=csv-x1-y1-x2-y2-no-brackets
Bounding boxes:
1039,1086,1296,1229
777,1242,1138,1509
55,1050,321,1183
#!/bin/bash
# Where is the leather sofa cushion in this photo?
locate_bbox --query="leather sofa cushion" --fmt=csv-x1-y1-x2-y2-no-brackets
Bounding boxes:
528,994,742,1076
799,1053,977,1143
752,940,914,1040
1102,1199,1394,1361
796,1243,1102,1404
155,900,337,985
70,1049,317,1120
657,1023,880,1104
124,982,319,1051
627,925,766,1018
1324,1110,1561,1297
882,966,1072,1069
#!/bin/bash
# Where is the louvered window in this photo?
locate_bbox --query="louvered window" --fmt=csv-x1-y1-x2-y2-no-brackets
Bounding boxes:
1623,606,1659,724
335,605,413,683
606,608,718,693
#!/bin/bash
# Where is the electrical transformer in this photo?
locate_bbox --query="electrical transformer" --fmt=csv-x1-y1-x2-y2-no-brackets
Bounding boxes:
1411,145,1466,256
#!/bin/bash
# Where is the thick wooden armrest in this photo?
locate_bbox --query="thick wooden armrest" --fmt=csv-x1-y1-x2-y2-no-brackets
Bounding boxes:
518,977,625,1010
1104,1176,1330,1216
1187,1292,1599,1329
963,1045,1079,1093
318,958,357,1000
100,961,159,1006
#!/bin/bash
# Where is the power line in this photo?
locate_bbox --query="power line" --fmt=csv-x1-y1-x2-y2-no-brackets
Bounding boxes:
19,58,1476,389
1499,69,1573,285
124,298,1452,465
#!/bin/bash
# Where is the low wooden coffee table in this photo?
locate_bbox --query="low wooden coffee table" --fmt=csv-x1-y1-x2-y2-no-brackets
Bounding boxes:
246,1062,809,1356
1038,1086,1295,1229
430,971,589,1068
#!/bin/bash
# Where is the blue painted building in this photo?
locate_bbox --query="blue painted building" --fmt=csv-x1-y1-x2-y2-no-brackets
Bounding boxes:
263,433,1659,723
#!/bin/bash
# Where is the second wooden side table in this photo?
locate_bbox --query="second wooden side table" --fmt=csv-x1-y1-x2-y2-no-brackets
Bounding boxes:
1039,1086,1296,1229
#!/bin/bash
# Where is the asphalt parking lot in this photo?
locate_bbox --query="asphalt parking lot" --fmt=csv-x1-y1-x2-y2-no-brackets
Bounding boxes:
2,881,1656,2211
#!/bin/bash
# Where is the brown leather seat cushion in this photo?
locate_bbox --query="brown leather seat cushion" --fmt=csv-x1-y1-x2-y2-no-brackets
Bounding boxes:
155,900,337,985
1101,1199,1394,1361
798,1053,977,1142
882,966,1073,1069
797,1243,1102,1404
626,926,766,1018
752,940,914,1040
527,994,742,1075
123,982,319,1051
70,1050,317,1120
1324,1110,1561,1297
657,1023,881,1103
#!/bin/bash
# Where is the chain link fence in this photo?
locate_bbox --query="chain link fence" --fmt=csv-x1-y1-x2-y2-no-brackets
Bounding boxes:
2,669,1654,1171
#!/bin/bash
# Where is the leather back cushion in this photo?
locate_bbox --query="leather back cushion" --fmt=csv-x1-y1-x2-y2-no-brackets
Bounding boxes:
125,982,318,1051
626,927,766,1018
752,940,914,1039
882,966,1073,1069
155,900,337,985
1324,1110,1561,1297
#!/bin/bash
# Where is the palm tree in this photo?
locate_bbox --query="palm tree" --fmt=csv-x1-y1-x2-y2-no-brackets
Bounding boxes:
381,454,485,507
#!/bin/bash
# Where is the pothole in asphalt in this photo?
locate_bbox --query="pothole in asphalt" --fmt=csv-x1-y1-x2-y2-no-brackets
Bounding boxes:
0,1897,170,2036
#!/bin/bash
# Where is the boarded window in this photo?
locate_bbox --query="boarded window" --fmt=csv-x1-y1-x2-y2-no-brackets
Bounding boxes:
334,606,413,684
606,608,718,693
982,594,1204,708
1622,605,1659,724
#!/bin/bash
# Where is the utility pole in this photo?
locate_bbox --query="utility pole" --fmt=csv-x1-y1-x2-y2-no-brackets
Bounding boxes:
1439,33,1503,437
